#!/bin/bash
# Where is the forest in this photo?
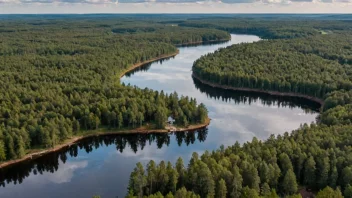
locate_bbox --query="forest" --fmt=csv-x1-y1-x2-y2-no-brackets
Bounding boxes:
179,17,352,39
0,16,232,162
125,16,352,198
2,14,352,198
193,33,352,98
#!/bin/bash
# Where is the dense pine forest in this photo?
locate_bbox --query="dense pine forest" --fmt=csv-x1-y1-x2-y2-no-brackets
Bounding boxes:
2,14,352,198
126,16,352,198
0,16,232,162
193,33,352,98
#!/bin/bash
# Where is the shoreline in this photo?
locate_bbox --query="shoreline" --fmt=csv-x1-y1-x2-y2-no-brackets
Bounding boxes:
0,118,210,169
0,49,208,169
174,38,230,47
120,51,180,78
192,74,324,106
119,38,231,78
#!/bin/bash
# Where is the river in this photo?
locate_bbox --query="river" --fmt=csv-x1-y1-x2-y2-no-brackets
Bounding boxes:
0,34,319,198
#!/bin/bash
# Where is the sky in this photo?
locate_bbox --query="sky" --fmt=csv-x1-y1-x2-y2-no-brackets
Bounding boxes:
0,0,351,14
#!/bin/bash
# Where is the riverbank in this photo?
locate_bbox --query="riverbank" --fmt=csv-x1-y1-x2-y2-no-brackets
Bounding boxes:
0,50,206,169
174,38,230,47
0,118,210,169
1,40,237,169
120,51,180,78
119,38,231,79
192,74,324,106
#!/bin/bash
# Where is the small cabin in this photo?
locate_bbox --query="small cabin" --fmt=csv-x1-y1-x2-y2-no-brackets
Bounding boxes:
167,116,175,125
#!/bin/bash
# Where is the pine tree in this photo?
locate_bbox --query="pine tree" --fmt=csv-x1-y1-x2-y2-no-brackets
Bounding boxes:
216,179,227,198
316,187,343,198
282,169,298,195
0,140,6,161
329,165,338,188
155,107,167,129
175,157,185,188
344,184,352,198
118,112,123,129
147,160,157,195
6,134,16,159
342,166,352,188
240,187,260,198
231,165,243,198
129,162,147,198
260,183,271,196
317,157,329,189
15,135,26,159
167,161,179,193
304,156,316,187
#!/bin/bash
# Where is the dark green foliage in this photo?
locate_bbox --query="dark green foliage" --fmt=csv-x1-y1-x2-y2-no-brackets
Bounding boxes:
316,186,343,198
0,17,221,162
174,187,200,198
321,104,352,126
304,156,316,187
128,162,147,197
345,185,352,198
216,179,227,198
240,186,260,198
127,16,352,198
321,90,352,125
282,169,298,195
0,140,6,161
129,123,352,197
323,90,352,111
119,26,230,45
193,34,352,99
180,18,352,39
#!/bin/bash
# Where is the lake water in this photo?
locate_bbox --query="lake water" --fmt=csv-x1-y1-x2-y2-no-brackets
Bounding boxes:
0,34,320,198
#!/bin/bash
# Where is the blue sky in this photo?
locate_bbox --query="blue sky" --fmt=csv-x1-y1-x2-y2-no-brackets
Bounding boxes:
0,0,351,14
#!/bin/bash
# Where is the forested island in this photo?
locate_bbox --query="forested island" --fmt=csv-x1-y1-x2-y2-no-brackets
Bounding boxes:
0,16,231,165
125,16,352,198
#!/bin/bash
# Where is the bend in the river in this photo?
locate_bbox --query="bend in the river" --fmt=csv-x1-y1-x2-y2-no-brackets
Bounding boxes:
0,34,319,198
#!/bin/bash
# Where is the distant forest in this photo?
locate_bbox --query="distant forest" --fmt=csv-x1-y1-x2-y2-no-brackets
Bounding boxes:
125,15,352,198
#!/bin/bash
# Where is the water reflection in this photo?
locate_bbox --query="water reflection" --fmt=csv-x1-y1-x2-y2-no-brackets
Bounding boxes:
124,57,176,78
175,40,229,47
192,76,321,113
0,34,319,198
0,129,207,188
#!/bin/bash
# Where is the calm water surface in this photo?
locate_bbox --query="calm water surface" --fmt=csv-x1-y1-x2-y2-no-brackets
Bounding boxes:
0,34,319,198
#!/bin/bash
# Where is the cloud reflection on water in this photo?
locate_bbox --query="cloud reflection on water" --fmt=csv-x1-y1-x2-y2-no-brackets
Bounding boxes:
0,34,318,198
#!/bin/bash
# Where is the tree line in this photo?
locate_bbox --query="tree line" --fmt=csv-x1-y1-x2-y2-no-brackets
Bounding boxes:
179,17,352,39
127,17,352,198
127,121,352,197
192,76,320,113
193,33,352,98
0,17,230,162
0,128,208,187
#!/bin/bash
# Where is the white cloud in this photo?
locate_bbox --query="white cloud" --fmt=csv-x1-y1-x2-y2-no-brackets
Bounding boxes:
0,0,351,13
1,0,351,3
23,160,88,185
221,0,258,3
0,0,18,3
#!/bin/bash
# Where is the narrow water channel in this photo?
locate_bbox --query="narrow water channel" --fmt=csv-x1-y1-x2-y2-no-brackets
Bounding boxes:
0,34,319,198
